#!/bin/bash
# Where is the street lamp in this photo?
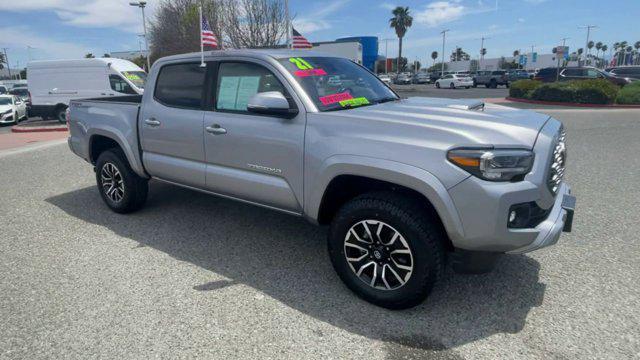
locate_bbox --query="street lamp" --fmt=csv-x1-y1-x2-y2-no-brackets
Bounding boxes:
130,1,151,71
578,25,597,66
440,29,449,77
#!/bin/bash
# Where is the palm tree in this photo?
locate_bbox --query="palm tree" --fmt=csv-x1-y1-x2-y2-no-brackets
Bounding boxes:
595,41,603,61
513,50,520,57
601,44,608,67
389,7,413,72
587,41,594,65
634,41,640,64
431,51,438,66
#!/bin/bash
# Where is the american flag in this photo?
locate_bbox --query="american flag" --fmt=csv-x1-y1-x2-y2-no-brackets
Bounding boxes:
201,17,218,48
292,28,312,49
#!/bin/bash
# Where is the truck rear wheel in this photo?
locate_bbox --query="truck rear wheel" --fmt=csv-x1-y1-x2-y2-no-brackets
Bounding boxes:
95,148,148,214
54,106,67,124
328,192,446,309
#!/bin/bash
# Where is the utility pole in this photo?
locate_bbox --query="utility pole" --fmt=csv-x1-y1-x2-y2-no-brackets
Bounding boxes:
2,48,11,78
579,25,597,65
129,1,150,71
479,36,490,70
556,37,570,82
381,38,393,73
284,0,291,48
440,29,449,77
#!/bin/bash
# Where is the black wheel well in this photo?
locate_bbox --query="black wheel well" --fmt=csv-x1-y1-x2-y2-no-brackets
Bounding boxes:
54,103,67,112
89,135,121,164
317,175,452,250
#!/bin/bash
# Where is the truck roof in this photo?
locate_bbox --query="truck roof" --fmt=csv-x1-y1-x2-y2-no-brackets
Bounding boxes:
156,49,340,63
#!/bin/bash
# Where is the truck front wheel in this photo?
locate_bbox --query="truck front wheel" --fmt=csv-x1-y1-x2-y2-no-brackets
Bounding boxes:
95,148,148,214
328,192,446,309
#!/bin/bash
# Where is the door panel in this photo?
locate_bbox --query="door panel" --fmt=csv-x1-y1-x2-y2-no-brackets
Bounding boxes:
203,61,305,213
140,62,207,188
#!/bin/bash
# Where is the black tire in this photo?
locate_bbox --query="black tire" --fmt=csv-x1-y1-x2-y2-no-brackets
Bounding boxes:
54,106,67,124
472,81,477,88
328,192,446,309
95,148,148,214
435,82,440,88
465,86,470,89
449,82,455,89
490,79,497,88
484,83,490,88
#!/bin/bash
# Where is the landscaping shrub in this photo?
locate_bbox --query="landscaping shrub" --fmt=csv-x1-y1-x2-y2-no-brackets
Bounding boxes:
530,82,575,103
509,79,541,99
616,81,640,105
528,79,620,104
569,79,619,104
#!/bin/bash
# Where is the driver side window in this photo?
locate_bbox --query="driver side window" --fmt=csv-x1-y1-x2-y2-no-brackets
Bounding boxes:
215,62,286,112
109,75,136,94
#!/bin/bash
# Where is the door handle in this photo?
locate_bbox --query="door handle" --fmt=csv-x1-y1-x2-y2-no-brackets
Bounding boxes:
144,118,161,126
206,124,227,135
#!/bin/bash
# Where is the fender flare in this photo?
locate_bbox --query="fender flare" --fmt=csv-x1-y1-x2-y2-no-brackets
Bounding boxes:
305,155,465,243
86,127,147,178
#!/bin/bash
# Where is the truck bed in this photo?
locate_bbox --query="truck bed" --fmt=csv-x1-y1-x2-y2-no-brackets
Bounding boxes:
68,95,147,177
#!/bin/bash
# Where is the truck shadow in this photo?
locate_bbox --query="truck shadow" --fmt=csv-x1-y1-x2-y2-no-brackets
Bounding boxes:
46,181,545,353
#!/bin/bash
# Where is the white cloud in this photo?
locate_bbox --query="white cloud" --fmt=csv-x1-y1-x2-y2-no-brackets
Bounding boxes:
0,26,91,60
517,18,525,23
380,3,397,10
415,1,466,28
292,0,348,34
0,0,157,33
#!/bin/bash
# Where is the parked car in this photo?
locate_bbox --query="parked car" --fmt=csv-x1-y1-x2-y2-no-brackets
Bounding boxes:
11,83,28,89
394,72,412,84
429,72,442,83
507,70,531,82
8,88,31,110
606,66,640,81
473,70,509,88
533,67,631,86
27,58,147,123
68,49,575,309
377,74,392,85
435,74,473,89
0,95,28,124
412,72,430,84
0,85,7,95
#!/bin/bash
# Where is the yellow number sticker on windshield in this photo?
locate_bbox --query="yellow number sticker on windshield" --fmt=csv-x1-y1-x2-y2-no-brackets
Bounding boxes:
289,57,313,70
339,97,370,107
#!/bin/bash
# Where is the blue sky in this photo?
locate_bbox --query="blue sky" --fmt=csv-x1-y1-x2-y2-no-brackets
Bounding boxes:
1,0,638,69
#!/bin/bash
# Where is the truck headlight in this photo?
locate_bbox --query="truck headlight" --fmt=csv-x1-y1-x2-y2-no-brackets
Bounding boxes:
1,109,11,116
447,148,534,181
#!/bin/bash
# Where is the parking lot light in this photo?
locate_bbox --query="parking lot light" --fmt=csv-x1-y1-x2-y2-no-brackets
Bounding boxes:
130,1,150,71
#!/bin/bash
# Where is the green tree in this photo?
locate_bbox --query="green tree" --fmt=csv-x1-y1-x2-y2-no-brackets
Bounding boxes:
85,53,95,58
513,50,520,57
450,47,470,61
0,52,5,70
427,62,446,72
595,41,603,61
103,53,111,58
430,51,438,66
389,6,413,72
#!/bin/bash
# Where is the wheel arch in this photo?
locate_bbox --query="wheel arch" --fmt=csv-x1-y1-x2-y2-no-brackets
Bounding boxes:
307,155,465,246
87,129,147,178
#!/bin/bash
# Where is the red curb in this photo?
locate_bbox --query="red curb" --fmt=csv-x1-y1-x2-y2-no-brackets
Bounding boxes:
505,97,640,108
11,125,68,133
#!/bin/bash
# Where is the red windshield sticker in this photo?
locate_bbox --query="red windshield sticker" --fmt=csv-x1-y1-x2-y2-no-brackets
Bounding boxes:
294,68,327,77
319,92,353,105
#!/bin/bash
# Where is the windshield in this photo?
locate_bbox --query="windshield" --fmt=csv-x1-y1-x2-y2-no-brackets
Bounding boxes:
278,57,398,112
0,98,11,105
121,71,147,89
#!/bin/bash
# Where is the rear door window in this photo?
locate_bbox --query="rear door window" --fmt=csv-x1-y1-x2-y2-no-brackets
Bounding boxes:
154,63,206,109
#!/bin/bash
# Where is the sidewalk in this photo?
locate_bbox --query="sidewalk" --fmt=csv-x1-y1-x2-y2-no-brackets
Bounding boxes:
0,129,68,151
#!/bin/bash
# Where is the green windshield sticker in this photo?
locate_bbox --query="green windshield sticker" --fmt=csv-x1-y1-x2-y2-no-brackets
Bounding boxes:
339,97,370,107
289,57,313,70
125,74,141,81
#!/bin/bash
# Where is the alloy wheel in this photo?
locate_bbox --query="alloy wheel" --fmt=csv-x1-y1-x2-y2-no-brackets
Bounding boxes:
100,162,125,203
343,220,414,291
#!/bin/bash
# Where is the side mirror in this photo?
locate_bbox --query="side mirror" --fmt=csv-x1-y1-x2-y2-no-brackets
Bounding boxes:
247,91,298,118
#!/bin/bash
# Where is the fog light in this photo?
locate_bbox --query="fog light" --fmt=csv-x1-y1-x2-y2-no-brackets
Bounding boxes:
509,210,517,223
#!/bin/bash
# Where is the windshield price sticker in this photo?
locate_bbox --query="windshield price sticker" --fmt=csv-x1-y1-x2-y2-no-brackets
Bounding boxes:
289,57,313,70
339,97,370,107
319,92,353,105
294,68,327,77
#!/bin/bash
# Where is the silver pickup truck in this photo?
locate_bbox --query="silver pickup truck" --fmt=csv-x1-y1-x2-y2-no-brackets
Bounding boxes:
67,49,575,309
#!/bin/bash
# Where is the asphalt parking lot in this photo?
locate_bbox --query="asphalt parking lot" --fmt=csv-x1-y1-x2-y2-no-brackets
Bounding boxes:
1,106,639,359
391,83,509,99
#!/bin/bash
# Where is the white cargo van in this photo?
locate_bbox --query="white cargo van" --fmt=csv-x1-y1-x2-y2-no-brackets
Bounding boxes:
28,58,146,122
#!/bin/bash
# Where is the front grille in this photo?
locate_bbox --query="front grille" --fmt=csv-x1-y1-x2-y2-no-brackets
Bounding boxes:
547,127,566,194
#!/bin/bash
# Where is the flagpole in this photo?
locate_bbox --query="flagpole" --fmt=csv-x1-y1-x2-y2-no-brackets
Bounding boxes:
199,5,205,67
285,0,291,49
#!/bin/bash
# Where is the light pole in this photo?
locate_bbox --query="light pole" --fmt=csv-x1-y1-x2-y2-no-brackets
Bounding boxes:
479,36,490,70
381,38,393,73
578,25,597,66
440,29,449,77
556,37,569,82
130,1,150,71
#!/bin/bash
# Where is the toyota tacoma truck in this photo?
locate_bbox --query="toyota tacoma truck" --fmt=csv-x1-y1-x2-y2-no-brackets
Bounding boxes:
67,49,575,309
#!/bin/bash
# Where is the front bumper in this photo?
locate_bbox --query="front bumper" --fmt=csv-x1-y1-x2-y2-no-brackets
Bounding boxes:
0,113,14,123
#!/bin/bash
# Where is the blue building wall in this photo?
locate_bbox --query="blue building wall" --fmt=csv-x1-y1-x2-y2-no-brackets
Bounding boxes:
337,36,378,71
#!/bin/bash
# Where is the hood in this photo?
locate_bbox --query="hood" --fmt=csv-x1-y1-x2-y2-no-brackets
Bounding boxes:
0,104,12,113
317,97,550,148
